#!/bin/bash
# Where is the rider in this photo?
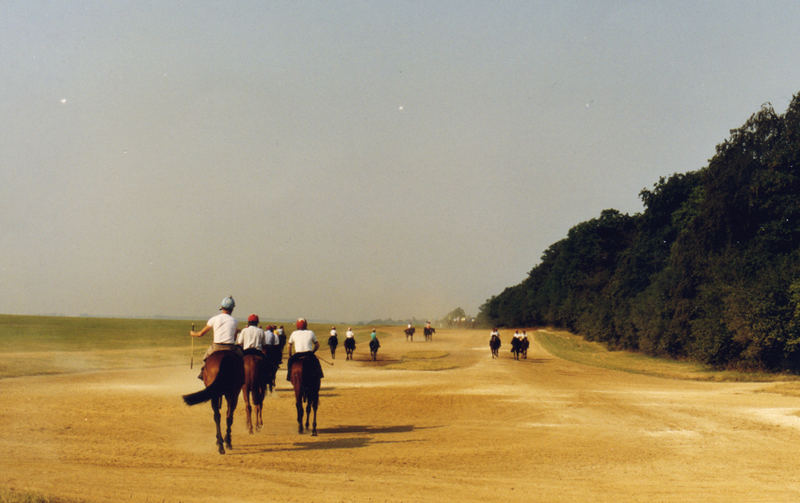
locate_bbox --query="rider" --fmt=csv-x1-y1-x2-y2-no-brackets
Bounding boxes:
285,318,324,382
237,314,267,355
262,324,282,369
190,296,243,379
344,327,356,360
276,325,287,354
369,327,380,360
327,326,339,359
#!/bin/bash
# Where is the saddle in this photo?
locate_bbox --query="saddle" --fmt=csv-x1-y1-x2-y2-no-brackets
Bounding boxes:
243,348,264,358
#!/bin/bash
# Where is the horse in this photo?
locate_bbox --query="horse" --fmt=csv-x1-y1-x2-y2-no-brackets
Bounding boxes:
182,350,244,454
344,337,356,360
510,337,521,360
369,337,380,361
423,326,435,341
241,350,268,434
262,345,282,393
520,337,530,359
289,354,320,436
404,326,415,341
328,334,339,359
489,334,501,358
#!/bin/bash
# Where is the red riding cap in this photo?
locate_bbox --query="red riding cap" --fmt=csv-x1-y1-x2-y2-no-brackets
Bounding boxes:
248,314,259,324
296,318,307,330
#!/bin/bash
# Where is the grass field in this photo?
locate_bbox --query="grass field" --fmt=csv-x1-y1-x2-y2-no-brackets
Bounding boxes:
0,314,387,379
536,328,798,382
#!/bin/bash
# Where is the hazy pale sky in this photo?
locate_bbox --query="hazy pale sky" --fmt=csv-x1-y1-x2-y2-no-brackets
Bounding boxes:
2,1,800,322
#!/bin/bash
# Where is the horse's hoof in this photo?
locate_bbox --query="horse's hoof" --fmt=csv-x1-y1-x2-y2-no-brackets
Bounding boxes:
218,446,225,455
312,430,318,437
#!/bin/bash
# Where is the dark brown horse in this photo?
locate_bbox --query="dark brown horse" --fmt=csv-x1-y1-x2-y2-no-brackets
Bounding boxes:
262,345,282,393
182,350,244,454
344,337,356,360
289,355,320,436
489,334,501,358
423,326,435,341
369,337,380,361
241,350,267,434
510,336,521,360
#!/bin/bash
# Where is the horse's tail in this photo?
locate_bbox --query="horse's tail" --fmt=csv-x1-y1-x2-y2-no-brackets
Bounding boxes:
183,353,241,405
182,374,226,405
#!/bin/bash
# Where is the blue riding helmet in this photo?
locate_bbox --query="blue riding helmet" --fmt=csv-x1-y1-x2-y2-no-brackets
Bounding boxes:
219,296,235,310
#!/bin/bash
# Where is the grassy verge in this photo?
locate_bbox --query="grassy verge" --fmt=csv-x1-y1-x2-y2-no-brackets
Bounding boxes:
0,315,378,379
0,487,82,503
536,328,798,382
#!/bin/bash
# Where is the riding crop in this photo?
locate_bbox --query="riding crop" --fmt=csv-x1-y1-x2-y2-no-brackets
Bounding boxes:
317,355,334,366
190,323,195,369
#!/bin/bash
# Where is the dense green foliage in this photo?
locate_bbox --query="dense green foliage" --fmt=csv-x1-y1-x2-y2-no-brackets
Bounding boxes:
479,95,800,371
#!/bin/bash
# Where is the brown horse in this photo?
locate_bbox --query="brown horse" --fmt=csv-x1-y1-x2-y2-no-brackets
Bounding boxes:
289,355,320,436
241,351,267,434
182,350,244,454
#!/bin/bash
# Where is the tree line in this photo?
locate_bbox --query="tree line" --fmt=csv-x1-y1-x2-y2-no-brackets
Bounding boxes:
478,94,800,372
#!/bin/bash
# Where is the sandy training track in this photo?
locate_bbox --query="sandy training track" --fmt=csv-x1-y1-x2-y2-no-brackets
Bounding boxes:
3,329,800,502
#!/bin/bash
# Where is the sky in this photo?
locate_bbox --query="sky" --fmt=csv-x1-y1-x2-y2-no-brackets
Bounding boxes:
2,1,800,323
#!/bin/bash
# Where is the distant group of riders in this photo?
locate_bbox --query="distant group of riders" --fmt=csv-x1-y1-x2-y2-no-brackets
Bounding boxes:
404,321,435,342
489,328,529,360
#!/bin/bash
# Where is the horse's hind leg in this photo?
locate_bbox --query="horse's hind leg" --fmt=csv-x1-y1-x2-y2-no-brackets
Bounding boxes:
255,385,265,432
310,397,318,436
243,389,253,434
224,393,238,450
296,398,304,434
255,402,263,431
212,397,225,454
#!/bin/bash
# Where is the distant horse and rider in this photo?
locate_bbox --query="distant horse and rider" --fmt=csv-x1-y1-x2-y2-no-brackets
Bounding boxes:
520,331,530,359
489,329,501,359
344,327,356,360
510,331,522,360
404,324,415,341
423,322,435,341
369,329,380,360
327,326,339,359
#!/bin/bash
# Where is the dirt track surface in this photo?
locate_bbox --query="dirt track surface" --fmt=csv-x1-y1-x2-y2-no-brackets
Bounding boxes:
3,329,800,502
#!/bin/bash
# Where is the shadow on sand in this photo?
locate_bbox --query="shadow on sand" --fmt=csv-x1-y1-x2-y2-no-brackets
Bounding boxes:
227,424,441,455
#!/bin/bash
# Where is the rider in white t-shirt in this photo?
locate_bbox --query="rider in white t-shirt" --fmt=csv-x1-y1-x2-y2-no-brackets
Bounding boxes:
190,296,242,378
285,318,323,381
237,314,267,352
